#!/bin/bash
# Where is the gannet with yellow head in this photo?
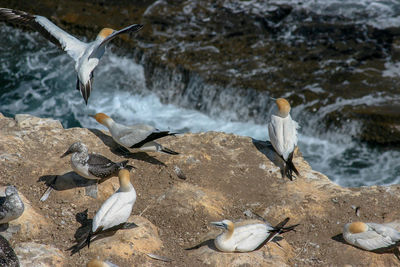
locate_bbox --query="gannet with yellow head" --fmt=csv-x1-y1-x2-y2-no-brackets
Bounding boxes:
343,221,400,251
0,8,143,104
68,169,137,254
211,217,298,252
268,97,300,180
91,112,179,155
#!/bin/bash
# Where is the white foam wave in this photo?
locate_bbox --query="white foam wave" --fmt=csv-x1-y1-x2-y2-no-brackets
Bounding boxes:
223,0,400,29
1,25,400,187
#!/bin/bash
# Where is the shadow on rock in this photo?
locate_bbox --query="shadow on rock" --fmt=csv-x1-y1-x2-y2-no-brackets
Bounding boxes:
252,138,286,178
88,128,167,167
37,172,98,201
68,209,138,255
185,239,218,251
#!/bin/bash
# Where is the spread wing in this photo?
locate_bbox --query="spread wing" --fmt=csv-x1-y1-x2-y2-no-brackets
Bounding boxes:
89,24,143,59
0,8,87,61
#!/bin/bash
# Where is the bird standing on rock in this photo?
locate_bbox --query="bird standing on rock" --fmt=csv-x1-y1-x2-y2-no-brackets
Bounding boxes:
61,141,129,183
268,98,300,180
69,169,137,254
91,113,179,155
211,217,298,252
343,221,400,251
0,186,24,225
0,8,143,104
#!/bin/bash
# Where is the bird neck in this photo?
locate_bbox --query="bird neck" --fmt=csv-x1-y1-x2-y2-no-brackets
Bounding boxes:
102,118,115,129
119,179,133,192
222,226,234,241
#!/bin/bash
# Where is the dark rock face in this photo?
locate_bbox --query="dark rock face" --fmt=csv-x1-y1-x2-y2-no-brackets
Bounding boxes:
0,0,399,144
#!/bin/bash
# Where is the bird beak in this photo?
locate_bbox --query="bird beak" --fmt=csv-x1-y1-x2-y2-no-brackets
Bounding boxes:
88,114,96,119
270,97,277,101
211,221,227,229
60,150,71,158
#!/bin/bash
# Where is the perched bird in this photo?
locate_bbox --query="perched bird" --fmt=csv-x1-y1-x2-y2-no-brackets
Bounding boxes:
87,259,118,267
61,141,129,183
69,169,137,254
0,234,19,267
268,98,300,180
211,217,298,252
91,113,178,155
0,8,143,104
343,221,400,251
0,186,24,225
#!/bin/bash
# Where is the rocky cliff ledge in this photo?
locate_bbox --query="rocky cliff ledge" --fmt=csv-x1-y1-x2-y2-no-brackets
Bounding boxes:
1,113,400,266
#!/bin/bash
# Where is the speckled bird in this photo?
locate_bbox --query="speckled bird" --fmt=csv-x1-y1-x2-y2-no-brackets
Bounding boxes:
0,8,143,104
0,186,24,225
61,141,129,183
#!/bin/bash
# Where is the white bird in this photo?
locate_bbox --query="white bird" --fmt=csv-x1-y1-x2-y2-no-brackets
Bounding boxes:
61,141,129,183
343,221,400,251
69,169,136,254
268,98,300,180
87,259,118,267
0,186,24,224
91,113,178,155
0,8,143,104
211,217,298,252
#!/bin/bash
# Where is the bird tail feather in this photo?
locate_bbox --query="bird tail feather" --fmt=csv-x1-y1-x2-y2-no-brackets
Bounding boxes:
76,74,93,105
160,146,179,155
284,152,299,180
67,228,92,255
264,217,299,244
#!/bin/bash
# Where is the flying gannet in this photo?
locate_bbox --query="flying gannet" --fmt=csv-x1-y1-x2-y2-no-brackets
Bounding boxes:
91,113,179,155
0,8,143,104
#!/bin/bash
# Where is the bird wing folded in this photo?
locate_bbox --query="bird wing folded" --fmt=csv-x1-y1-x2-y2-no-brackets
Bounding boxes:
353,230,394,250
92,192,134,232
0,8,87,61
268,116,284,156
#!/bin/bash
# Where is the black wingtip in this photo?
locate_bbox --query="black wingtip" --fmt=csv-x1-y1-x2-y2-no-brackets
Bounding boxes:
77,77,92,105
284,152,299,180
161,147,179,155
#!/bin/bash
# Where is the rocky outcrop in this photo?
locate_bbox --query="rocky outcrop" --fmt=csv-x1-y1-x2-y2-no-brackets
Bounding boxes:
0,0,399,145
1,113,400,266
